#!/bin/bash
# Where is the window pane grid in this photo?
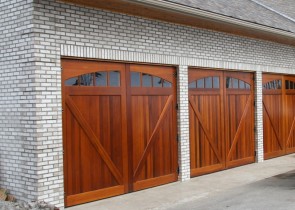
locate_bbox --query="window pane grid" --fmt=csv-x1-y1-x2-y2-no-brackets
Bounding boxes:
189,77,219,89
263,80,282,90
226,77,251,89
65,71,120,87
131,72,171,88
286,80,295,90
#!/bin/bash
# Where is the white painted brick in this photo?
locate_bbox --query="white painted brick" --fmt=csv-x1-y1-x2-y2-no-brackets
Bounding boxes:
1,0,295,208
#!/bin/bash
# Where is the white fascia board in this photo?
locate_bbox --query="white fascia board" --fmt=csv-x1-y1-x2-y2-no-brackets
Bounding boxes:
126,0,295,39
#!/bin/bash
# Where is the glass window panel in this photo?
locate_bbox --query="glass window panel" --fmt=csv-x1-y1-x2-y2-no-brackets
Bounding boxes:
278,80,282,89
233,78,239,88
213,77,219,88
245,83,250,89
80,74,93,86
142,73,152,87
131,72,140,87
205,77,212,88
263,83,268,89
163,80,172,87
65,77,78,86
226,77,231,88
153,76,162,87
95,72,107,86
286,80,290,89
291,81,294,89
274,80,278,89
197,79,204,88
189,82,196,88
264,80,282,89
239,80,245,89
109,71,120,87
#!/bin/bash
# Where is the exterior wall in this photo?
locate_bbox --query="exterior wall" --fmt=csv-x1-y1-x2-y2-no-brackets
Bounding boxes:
0,0,38,201
0,0,63,207
1,0,295,208
255,72,264,163
177,65,190,181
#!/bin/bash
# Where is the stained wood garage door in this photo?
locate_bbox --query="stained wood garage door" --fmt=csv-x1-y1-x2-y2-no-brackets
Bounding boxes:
189,69,255,177
263,74,295,159
62,59,178,207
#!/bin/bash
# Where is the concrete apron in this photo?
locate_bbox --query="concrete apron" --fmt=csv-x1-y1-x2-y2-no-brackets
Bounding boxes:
67,154,295,210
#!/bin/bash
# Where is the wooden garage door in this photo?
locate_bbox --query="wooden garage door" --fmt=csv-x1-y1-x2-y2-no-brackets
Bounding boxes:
263,74,295,159
62,59,177,206
225,72,255,168
189,69,255,177
285,76,295,154
129,65,178,191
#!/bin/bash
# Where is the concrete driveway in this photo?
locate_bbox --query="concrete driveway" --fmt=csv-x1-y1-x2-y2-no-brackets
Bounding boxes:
68,154,295,210
168,169,295,210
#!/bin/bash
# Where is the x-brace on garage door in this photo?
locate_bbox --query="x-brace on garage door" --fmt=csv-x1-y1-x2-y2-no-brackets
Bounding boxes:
263,74,295,159
62,59,178,207
189,69,255,177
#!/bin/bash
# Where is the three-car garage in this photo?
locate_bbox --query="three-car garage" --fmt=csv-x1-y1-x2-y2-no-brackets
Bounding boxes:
62,59,295,207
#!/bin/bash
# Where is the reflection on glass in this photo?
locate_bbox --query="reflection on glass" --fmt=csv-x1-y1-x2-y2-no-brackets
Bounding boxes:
131,72,172,88
163,80,172,87
153,76,162,87
109,71,120,87
188,82,196,88
286,80,290,89
291,81,294,89
213,77,219,88
197,79,204,88
226,77,231,88
95,72,107,86
263,80,281,89
65,77,78,86
245,83,250,89
239,80,245,89
131,72,140,87
80,74,93,86
278,80,282,89
142,73,152,87
233,78,238,89
205,77,212,88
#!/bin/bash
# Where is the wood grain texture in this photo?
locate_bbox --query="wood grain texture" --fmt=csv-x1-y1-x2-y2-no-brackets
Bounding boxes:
129,64,178,191
263,74,284,159
263,74,295,159
62,59,177,206
285,76,295,154
189,69,254,177
224,72,255,166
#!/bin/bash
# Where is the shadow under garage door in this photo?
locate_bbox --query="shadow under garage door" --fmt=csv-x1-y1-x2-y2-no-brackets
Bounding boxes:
189,69,255,177
62,59,178,207
263,74,295,159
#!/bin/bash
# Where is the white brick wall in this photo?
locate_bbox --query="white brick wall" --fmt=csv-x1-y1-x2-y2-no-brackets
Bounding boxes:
255,72,264,162
1,0,295,208
177,66,190,181
0,0,39,201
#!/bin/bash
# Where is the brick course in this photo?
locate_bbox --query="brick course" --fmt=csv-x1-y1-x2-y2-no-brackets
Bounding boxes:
0,0,38,201
1,0,295,208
